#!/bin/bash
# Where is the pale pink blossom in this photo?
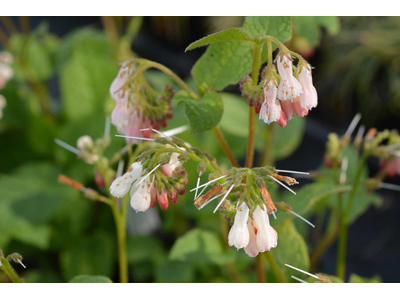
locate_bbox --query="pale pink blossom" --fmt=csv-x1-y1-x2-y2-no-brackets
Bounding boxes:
228,202,250,250
277,55,302,101
110,162,143,198
259,81,281,124
252,205,278,252
130,177,154,212
298,65,318,110
280,99,294,121
244,220,260,257
109,61,133,101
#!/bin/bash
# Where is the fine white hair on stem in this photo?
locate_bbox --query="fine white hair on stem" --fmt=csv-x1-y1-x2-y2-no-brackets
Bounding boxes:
104,116,111,137
276,169,309,175
356,125,366,139
194,176,201,200
285,264,319,279
213,184,235,213
115,135,155,141
340,157,349,185
379,182,400,192
344,113,361,138
136,164,161,186
169,159,179,166
17,259,26,269
117,159,125,178
290,211,315,228
195,183,209,200
190,175,226,192
140,128,170,139
54,138,80,155
272,211,277,219
163,125,189,137
199,193,224,210
291,275,308,283
268,175,297,195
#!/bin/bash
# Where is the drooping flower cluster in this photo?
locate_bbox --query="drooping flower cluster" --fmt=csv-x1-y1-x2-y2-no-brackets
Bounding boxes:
191,167,301,257
0,51,14,119
109,61,174,144
240,52,317,127
110,153,188,212
229,203,278,257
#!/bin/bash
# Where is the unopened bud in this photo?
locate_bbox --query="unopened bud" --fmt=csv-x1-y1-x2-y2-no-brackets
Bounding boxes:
259,185,276,213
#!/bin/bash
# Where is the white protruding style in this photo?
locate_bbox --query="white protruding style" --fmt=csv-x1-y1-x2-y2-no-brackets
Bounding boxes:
115,134,155,141
163,125,189,137
379,182,400,192
54,138,80,155
213,184,234,213
291,275,308,283
285,263,319,279
17,259,26,269
269,175,297,195
289,210,315,228
136,164,161,186
344,113,361,137
276,169,309,175
190,175,226,192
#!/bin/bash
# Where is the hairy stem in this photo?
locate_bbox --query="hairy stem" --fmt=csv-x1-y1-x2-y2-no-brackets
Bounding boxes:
245,43,262,168
0,259,23,283
212,127,239,167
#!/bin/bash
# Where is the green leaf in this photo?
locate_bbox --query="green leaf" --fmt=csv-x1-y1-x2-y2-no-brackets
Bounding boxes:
127,235,166,265
244,16,292,40
273,183,352,226
0,163,74,249
219,93,248,137
349,273,382,283
243,16,293,62
191,41,252,95
59,29,118,121
69,275,113,283
186,28,251,52
267,116,306,161
169,228,232,265
60,231,115,281
294,16,340,46
173,91,223,133
273,220,309,279
155,261,194,283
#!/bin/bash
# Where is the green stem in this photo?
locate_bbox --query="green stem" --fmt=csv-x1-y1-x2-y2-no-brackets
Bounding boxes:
0,259,23,283
256,254,266,283
111,204,129,283
212,127,239,167
264,251,287,283
336,153,368,280
245,42,262,169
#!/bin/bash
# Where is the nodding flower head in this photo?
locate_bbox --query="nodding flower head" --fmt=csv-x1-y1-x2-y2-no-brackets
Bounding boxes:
276,55,303,102
298,64,318,111
130,176,154,212
228,202,250,249
259,80,281,124
109,61,174,144
110,162,143,198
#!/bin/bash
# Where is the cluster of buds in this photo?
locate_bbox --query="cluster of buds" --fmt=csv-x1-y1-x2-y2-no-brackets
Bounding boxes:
109,60,174,144
0,51,14,119
109,138,191,212
369,130,400,177
192,166,306,257
76,135,101,164
240,50,317,127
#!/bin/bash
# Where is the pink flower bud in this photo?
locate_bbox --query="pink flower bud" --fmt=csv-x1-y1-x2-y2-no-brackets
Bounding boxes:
157,191,169,210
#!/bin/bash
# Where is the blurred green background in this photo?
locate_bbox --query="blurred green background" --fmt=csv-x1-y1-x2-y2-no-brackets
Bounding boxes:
0,16,399,283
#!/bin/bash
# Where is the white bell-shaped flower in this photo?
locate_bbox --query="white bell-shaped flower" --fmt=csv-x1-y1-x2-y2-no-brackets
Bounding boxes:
228,202,250,250
252,205,278,252
109,162,143,198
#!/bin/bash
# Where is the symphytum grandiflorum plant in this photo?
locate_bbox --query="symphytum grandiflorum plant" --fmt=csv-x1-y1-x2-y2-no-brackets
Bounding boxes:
1,16,399,284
